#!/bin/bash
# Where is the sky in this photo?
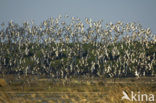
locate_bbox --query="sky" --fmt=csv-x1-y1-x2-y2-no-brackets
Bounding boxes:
0,0,156,33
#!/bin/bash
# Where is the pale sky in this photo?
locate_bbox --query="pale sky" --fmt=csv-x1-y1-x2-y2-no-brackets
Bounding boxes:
0,0,156,33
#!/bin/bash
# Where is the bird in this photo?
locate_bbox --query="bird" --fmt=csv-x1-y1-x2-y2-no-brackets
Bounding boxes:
135,70,140,79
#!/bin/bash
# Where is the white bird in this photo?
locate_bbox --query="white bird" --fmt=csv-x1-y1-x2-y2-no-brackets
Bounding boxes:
135,70,140,79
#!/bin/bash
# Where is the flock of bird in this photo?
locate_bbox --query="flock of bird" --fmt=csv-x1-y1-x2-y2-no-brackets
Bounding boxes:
0,15,155,78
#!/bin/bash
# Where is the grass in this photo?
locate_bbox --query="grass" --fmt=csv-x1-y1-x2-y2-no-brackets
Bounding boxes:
0,75,156,103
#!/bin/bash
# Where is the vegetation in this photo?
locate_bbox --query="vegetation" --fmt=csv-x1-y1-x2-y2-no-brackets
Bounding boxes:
0,76,156,103
0,16,155,78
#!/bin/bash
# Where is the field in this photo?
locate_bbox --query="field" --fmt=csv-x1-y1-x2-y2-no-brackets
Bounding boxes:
0,17,156,102
0,75,156,103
